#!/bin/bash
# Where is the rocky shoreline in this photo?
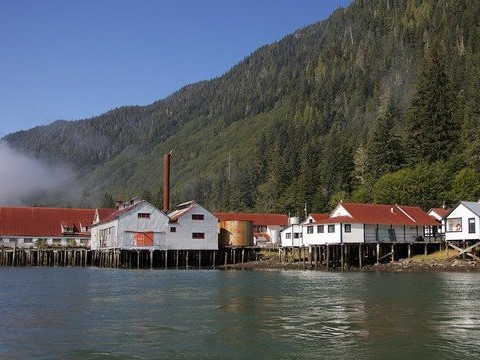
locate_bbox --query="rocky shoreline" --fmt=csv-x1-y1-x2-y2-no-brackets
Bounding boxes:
225,250,480,272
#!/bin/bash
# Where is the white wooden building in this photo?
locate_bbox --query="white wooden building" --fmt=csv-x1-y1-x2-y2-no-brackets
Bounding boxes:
444,201,480,242
299,202,439,245
280,224,304,247
167,201,218,250
90,199,169,250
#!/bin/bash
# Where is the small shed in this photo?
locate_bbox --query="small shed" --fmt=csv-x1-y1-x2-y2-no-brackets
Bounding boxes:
444,201,480,242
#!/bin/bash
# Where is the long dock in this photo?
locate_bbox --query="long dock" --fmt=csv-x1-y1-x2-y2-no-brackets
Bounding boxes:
278,242,445,270
0,247,258,269
1,241,467,270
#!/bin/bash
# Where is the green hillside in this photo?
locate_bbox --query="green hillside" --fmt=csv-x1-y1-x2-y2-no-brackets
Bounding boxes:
4,0,480,212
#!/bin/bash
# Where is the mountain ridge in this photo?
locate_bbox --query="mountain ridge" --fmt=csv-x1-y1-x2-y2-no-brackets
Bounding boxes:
4,0,480,211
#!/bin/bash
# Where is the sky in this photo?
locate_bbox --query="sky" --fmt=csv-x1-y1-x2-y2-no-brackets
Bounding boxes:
0,0,350,138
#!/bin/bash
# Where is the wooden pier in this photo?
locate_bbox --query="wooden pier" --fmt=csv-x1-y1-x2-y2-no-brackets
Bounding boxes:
279,241,445,269
0,247,258,269
2,241,469,270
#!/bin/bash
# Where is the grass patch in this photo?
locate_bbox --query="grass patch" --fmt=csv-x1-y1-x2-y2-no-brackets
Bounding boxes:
411,249,459,263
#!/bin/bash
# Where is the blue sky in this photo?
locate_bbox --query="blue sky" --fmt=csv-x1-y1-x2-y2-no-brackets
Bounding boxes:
0,0,349,138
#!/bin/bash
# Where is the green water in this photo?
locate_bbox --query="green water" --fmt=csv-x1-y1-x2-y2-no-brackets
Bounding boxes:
0,268,479,359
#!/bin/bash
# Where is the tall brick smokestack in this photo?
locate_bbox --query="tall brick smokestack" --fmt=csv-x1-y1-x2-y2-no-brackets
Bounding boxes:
163,153,171,212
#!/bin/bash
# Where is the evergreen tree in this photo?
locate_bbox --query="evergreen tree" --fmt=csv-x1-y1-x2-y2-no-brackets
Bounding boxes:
366,98,404,181
462,56,480,173
319,123,354,198
405,49,457,164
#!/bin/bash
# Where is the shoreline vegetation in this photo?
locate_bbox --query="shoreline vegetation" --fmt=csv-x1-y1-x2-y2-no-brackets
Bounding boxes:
227,249,480,272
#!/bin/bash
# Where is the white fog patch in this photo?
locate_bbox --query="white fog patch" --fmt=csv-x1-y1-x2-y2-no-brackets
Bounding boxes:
0,141,79,205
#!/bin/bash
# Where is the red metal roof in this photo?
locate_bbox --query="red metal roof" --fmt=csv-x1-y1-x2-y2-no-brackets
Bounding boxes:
0,206,114,237
313,203,439,226
254,232,270,241
214,213,288,226
97,208,117,222
95,203,140,226
309,213,330,222
169,202,198,223
429,208,450,219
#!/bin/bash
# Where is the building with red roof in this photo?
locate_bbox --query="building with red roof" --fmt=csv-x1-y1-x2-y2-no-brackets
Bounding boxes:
90,198,169,250
90,199,218,251
0,206,115,248
281,202,440,246
167,201,218,250
427,207,451,237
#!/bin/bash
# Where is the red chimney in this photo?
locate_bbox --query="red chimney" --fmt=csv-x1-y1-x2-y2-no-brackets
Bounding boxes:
163,153,171,212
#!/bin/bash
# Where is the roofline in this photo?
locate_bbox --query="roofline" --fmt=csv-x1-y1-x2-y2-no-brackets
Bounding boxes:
396,205,416,223
459,201,480,217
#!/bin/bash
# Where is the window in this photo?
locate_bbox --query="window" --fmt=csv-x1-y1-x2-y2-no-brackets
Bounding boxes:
307,226,314,234
170,227,177,233
294,233,301,239
317,225,324,233
254,225,267,233
344,224,351,233
328,225,335,233
192,214,204,220
192,232,205,239
24,238,33,244
286,233,292,239
468,218,476,234
446,218,462,232
138,213,151,218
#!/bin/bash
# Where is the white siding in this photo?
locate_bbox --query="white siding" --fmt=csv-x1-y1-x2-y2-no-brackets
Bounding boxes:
342,223,364,243
303,224,320,245
331,204,351,218
167,205,218,250
281,225,303,246
322,224,342,244
91,202,169,250
445,205,480,241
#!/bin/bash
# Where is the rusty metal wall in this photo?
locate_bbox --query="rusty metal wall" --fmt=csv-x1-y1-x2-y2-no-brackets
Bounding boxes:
219,220,254,247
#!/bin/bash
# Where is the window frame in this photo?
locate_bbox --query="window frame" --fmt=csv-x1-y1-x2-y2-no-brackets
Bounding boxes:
468,218,476,234
446,218,462,232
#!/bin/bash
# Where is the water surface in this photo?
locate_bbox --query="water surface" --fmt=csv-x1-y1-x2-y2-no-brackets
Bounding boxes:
0,268,479,359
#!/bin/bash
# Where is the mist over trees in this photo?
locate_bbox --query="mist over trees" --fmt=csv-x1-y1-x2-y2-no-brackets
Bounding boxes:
4,0,480,213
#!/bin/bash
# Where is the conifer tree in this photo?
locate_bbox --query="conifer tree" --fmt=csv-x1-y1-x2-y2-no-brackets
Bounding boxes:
462,56,480,173
366,98,404,181
405,49,457,164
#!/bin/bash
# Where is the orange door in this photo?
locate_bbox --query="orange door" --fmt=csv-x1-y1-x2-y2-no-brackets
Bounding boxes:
135,232,154,246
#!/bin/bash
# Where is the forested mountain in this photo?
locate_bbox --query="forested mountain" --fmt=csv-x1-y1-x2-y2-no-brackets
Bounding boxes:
4,0,480,213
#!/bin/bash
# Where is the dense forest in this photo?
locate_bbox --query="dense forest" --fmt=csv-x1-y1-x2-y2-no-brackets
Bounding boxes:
4,0,480,213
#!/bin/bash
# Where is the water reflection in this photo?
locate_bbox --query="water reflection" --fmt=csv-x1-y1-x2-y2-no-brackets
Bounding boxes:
1,269,480,359
431,273,480,358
